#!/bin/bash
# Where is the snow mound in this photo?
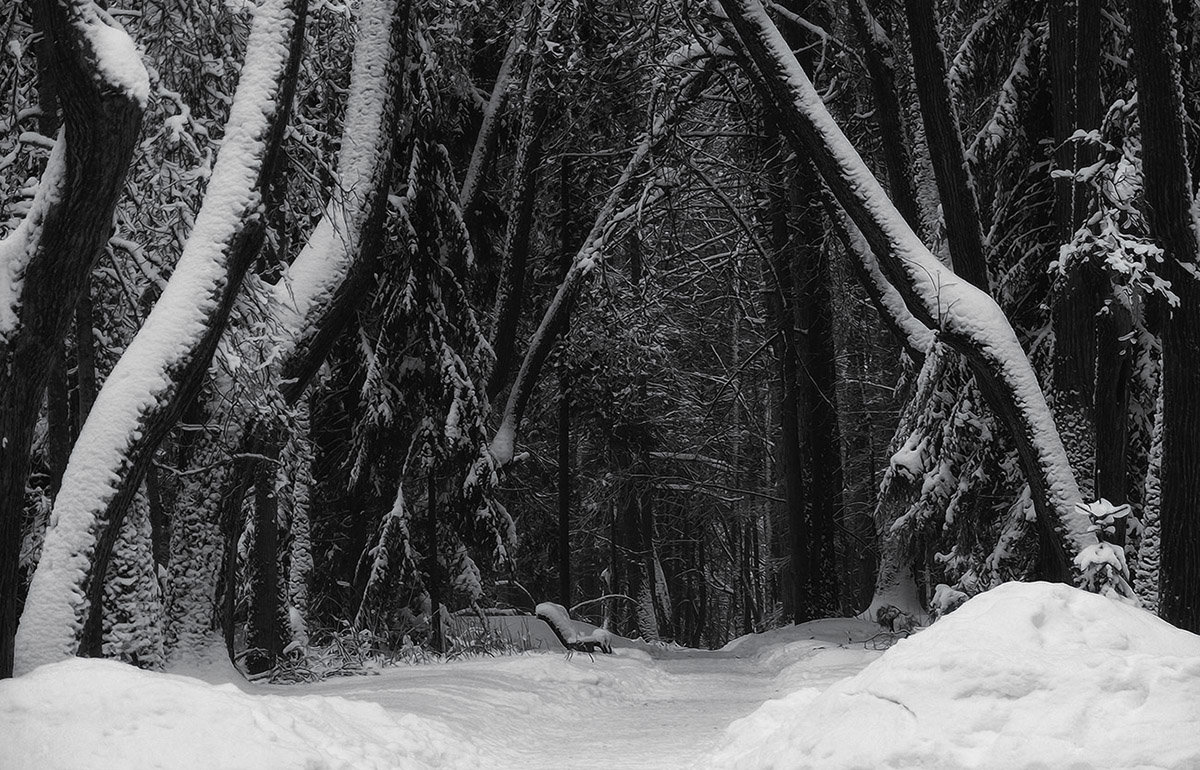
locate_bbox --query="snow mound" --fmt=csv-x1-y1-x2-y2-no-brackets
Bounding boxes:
708,581,1200,769
0,659,479,769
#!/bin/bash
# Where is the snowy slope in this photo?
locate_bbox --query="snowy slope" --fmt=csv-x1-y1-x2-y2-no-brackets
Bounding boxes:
709,581,1200,768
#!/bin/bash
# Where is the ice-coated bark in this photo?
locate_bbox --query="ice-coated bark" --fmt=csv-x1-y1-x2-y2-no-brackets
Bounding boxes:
0,0,145,678
15,0,305,675
717,0,1095,581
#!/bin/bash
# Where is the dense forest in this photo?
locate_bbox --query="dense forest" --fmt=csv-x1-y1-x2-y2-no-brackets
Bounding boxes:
2,0,1198,682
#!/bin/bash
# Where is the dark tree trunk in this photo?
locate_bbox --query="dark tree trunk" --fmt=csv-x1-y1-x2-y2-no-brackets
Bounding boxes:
902,0,990,291
761,141,807,622
73,276,97,431
0,0,145,678
796,221,843,620
1129,0,1200,632
245,438,284,675
425,470,445,654
847,0,922,233
1049,0,1101,495
556,155,574,609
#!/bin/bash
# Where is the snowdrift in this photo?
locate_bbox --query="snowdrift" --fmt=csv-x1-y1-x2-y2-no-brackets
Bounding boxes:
0,658,479,769
709,581,1200,768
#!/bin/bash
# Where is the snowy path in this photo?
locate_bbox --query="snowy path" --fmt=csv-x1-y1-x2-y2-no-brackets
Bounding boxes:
301,620,882,769
6,585,1200,769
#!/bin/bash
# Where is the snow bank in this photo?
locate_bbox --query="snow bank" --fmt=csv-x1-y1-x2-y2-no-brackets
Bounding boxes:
708,581,1200,768
0,659,478,769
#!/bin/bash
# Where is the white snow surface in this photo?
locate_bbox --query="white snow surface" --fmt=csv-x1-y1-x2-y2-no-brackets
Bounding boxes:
5,581,1197,768
85,9,151,106
14,0,299,674
710,581,1200,769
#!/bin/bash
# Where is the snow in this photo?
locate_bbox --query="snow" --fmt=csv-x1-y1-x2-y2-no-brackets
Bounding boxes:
85,10,151,106
709,582,1200,768
0,137,66,339
4,583,1199,768
0,659,479,769
14,0,301,674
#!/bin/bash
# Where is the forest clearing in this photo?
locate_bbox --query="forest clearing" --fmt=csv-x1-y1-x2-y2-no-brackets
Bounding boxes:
3,0,1200,765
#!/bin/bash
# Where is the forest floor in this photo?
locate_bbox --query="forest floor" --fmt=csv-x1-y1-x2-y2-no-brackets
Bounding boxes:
3,582,1200,768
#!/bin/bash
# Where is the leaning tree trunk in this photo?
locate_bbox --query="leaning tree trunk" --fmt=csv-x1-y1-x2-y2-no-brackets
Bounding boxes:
0,0,145,679
14,0,306,675
717,0,1097,583
1129,0,1200,632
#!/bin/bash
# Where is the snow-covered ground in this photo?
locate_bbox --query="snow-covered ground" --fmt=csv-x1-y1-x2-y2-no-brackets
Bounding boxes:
3,582,1199,769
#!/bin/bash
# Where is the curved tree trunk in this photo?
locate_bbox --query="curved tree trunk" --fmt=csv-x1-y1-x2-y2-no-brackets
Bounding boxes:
0,0,145,679
15,0,306,674
164,0,410,664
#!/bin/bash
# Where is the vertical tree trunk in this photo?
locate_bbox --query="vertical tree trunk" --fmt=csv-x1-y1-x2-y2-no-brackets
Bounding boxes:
847,0,922,233
761,140,806,621
1049,0,1100,497
902,0,990,291
1129,0,1200,632
426,471,445,654
245,440,283,675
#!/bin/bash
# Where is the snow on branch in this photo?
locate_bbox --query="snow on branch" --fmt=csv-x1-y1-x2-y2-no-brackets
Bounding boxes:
717,0,1097,580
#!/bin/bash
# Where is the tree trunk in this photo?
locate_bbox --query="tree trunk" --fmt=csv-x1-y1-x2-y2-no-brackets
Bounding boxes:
0,0,145,678
245,437,284,675
902,0,990,291
1129,0,1200,632
848,0,922,233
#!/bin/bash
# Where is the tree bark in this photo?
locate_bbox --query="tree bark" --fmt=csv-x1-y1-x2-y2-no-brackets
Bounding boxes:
847,0,922,233
1129,0,1200,631
15,0,305,674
